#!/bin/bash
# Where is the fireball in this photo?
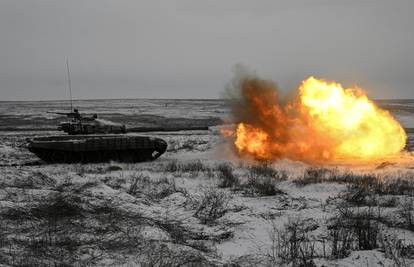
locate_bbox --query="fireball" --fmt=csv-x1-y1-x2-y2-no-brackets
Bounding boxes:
224,76,406,163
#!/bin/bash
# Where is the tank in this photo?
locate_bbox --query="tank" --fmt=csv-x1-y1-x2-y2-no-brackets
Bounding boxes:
27,135,167,163
50,109,126,135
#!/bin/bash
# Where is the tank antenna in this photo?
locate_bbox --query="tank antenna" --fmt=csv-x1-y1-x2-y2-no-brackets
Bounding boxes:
66,58,73,111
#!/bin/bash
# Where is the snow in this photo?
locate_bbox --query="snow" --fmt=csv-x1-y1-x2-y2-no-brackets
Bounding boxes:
1,99,414,266
396,113,414,128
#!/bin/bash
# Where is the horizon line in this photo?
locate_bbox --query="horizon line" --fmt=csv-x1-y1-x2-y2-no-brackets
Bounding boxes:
0,97,413,103
0,97,226,103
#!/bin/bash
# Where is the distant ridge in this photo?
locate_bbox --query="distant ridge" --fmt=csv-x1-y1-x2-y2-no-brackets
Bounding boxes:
0,98,224,103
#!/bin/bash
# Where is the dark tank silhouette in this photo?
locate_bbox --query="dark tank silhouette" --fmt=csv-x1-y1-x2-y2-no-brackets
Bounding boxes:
27,109,168,163
26,60,168,164
27,135,167,163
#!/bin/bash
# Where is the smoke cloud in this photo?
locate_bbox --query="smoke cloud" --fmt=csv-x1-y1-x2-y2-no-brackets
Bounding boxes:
222,66,406,163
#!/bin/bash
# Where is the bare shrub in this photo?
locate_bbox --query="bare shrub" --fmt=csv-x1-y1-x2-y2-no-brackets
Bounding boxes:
103,175,126,190
247,164,287,182
294,169,381,188
266,218,317,266
328,205,380,259
193,188,231,225
155,177,186,199
342,185,377,207
399,197,414,231
107,165,123,172
331,172,414,196
13,171,56,189
137,241,209,267
243,176,282,197
241,164,286,197
380,232,411,267
75,164,87,176
128,173,184,200
338,175,414,210
72,180,101,194
164,159,180,173
295,170,414,197
0,194,86,266
348,175,390,195
0,180,210,266
243,175,285,197
180,160,208,176
30,194,82,219
378,196,399,208
128,173,147,195
381,178,414,195
216,163,239,188
163,160,209,177
72,164,108,175
293,167,334,186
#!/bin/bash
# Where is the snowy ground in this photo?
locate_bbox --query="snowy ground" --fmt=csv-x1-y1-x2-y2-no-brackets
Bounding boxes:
1,99,414,266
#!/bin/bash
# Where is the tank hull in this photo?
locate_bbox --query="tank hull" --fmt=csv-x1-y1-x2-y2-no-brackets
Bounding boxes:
27,135,167,163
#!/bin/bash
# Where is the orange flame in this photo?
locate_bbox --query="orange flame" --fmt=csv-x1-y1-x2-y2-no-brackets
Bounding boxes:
224,76,407,163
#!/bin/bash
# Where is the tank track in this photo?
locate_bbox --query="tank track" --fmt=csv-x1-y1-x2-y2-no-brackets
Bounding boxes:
27,135,167,163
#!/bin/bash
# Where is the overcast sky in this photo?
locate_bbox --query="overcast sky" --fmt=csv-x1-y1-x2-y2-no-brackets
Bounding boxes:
0,0,413,101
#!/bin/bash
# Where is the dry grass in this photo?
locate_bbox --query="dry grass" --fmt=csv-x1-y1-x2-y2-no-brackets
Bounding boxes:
238,164,286,197
265,218,318,266
127,172,186,200
328,205,380,259
163,160,210,177
0,174,214,266
399,198,414,231
191,188,231,225
295,168,414,196
380,232,412,267
216,162,239,189
247,164,288,182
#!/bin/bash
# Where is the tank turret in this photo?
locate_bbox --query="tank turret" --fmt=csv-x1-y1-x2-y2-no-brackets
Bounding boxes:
49,109,126,135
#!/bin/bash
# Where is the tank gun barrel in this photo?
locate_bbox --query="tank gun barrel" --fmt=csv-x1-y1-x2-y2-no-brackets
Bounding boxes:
47,111,70,115
47,111,80,119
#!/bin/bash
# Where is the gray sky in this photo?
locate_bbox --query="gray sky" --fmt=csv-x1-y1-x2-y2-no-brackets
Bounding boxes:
0,0,413,101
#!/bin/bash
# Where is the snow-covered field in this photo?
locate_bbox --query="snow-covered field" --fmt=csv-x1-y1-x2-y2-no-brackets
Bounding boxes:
1,99,414,266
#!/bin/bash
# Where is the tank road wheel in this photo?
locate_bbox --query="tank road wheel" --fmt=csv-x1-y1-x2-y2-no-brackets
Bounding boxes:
119,150,136,163
37,149,51,162
81,152,89,163
32,149,45,162
82,151,110,163
81,152,98,164
153,139,167,160
68,152,79,163
135,150,146,162
133,149,152,162
93,151,102,163
64,151,73,163
101,151,110,162
102,151,119,162
151,150,162,160
111,151,120,162
71,152,82,163
46,150,55,162
85,151,102,163
50,151,66,163
80,152,86,164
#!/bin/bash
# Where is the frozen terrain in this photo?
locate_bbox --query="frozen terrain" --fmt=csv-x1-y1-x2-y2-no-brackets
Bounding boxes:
1,99,414,266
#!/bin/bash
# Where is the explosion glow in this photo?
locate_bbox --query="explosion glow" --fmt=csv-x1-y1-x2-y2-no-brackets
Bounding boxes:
223,76,407,164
